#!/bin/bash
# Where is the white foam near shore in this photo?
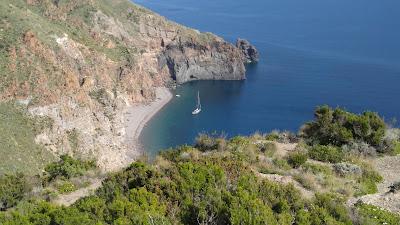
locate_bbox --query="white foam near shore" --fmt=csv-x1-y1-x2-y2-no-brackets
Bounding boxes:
124,87,173,156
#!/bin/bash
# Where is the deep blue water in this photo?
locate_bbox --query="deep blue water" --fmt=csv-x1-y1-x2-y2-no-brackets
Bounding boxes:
134,0,400,155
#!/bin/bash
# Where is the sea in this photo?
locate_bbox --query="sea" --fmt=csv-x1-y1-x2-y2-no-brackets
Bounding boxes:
133,0,400,155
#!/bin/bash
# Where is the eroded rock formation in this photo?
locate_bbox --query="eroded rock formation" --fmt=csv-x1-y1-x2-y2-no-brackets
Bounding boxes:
236,38,260,63
160,40,246,83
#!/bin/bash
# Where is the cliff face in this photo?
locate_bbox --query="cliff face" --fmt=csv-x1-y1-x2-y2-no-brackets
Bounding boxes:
0,0,253,172
161,39,246,83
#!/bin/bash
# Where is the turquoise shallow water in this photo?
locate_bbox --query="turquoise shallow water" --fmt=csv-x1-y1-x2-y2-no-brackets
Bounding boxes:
134,0,400,155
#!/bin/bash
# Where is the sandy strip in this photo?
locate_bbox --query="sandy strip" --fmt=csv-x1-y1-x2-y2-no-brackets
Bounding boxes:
52,88,172,206
124,87,173,156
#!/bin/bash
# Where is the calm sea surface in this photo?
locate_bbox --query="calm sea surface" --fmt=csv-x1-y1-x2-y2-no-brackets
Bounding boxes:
133,0,400,155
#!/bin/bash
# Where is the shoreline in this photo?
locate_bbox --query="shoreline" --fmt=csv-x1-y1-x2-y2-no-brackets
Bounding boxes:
124,87,173,157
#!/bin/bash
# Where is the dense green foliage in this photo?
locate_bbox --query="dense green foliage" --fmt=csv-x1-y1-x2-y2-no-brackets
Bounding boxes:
43,155,96,182
355,203,400,224
56,181,77,194
308,145,344,163
0,140,363,225
287,151,308,168
303,106,386,148
0,173,30,210
355,168,383,196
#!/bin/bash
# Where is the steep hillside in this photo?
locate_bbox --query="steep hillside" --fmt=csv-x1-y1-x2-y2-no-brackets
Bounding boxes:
0,0,252,173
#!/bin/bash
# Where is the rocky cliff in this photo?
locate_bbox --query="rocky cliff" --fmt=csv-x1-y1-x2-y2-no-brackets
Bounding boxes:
161,38,246,83
236,38,260,63
0,0,257,172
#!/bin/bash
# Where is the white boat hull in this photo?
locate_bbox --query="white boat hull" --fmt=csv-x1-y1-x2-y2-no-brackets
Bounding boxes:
192,108,201,115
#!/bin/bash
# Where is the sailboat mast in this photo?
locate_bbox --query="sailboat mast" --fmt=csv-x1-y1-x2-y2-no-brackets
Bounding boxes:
197,91,201,109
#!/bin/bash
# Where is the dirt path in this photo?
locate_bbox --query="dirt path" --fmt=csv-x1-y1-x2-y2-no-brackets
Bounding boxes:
53,178,103,206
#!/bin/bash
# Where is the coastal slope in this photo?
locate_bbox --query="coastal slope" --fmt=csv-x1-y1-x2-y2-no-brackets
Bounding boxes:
0,0,254,172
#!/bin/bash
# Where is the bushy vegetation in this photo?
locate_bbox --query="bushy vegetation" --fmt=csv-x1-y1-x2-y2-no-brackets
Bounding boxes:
308,145,344,163
302,106,387,150
341,141,377,157
0,173,31,211
0,137,370,225
355,168,383,196
287,151,308,168
333,163,362,177
56,181,77,194
1,130,399,224
43,155,96,183
355,202,400,225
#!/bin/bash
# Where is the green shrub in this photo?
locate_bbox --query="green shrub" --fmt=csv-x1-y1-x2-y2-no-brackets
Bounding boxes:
44,155,96,182
0,173,30,210
57,181,77,194
265,132,279,141
356,203,400,224
308,145,344,163
195,133,218,151
229,136,250,146
362,169,383,184
355,168,383,196
273,158,291,171
302,106,386,148
342,141,377,157
287,151,308,168
333,162,362,177
311,193,352,224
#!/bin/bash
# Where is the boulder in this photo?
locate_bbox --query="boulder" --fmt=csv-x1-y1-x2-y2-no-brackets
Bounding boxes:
236,38,259,63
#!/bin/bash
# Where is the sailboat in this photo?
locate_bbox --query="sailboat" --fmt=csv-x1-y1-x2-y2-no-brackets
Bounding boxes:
192,91,202,115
